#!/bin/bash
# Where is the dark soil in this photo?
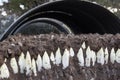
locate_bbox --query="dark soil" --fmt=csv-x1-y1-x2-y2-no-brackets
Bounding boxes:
0,33,120,80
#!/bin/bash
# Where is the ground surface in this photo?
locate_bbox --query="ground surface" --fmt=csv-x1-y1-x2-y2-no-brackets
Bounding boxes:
0,33,120,80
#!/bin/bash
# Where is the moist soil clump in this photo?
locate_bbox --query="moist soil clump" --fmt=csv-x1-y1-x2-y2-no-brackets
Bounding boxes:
0,33,120,80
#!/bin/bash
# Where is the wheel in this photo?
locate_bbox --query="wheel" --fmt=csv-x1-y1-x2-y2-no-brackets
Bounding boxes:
1,0,120,41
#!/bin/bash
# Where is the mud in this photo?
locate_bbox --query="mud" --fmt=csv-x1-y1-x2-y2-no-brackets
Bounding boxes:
0,33,120,80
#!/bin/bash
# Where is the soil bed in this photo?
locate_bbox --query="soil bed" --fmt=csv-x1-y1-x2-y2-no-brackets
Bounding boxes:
0,33,120,80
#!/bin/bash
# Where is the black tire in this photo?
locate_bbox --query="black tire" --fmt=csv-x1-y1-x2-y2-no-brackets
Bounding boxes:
1,0,120,41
